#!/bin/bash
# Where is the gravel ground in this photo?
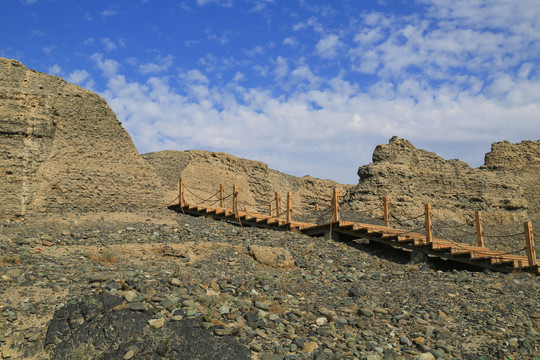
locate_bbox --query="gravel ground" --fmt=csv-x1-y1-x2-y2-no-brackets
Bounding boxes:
1,210,539,359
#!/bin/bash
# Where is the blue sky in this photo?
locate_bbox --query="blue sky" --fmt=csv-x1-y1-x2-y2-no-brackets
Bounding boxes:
2,0,539,183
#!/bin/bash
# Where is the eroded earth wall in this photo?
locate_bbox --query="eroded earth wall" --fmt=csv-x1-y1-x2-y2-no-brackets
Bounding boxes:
0,58,165,221
346,137,539,229
142,150,353,215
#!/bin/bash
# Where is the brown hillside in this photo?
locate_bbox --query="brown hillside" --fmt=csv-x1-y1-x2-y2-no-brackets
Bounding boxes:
0,58,166,221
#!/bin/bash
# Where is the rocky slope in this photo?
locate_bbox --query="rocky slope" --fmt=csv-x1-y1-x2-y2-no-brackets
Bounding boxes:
0,58,166,222
343,137,539,250
143,150,352,216
1,211,539,360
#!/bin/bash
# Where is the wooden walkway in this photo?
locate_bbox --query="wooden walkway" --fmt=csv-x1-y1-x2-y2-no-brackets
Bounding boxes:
169,202,539,274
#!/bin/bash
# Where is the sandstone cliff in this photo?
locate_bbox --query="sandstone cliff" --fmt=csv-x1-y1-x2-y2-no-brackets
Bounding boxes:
142,150,352,216
0,58,166,221
345,137,539,231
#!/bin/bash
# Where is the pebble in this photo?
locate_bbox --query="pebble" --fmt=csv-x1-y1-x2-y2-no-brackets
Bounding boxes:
400,335,412,346
148,318,165,329
124,290,138,303
213,327,234,336
415,353,435,360
254,301,269,311
129,302,146,311
359,308,374,317
303,342,318,354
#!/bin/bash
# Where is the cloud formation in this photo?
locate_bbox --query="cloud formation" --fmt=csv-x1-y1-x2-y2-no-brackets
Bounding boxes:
18,0,538,183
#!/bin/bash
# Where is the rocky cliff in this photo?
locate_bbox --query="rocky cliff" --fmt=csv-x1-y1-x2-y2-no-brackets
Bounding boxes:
142,150,352,216
0,58,165,221
344,137,539,231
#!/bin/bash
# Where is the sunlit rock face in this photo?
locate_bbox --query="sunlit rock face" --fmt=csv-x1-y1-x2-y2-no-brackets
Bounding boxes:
347,137,539,228
0,58,165,221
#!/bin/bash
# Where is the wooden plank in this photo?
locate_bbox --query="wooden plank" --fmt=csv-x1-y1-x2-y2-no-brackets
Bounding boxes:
475,211,484,247
525,221,537,266
287,192,292,224
425,204,432,244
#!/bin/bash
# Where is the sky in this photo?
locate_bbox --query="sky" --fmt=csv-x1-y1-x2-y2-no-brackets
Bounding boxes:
2,0,539,184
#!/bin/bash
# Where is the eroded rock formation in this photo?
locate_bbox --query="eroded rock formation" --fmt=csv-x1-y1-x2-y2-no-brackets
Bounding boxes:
0,58,165,221
142,150,352,216
345,137,539,229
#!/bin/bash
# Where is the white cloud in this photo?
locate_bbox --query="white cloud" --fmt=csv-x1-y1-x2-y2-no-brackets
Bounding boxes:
92,60,539,184
207,31,229,44
138,55,175,74
232,72,245,82
30,29,45,37
101,9,117,17
273,56,289,79
48,64,62,75
244,46,265,57
196,0,232,7
283,37,298,46
91,53,120,78
101,38,117,52
250,0,274,13
179,69,209,85
42,45,55,55
80,0,540,183
350,0,540,81
315,34,342,59
67,69,90,85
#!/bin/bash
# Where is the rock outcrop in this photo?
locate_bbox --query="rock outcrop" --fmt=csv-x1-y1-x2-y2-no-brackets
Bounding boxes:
345,137,539,230
0,58,165,221
142,150,352,216
483,140,540,222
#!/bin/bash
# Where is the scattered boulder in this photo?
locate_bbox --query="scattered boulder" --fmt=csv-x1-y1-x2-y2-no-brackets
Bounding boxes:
248,245,295,268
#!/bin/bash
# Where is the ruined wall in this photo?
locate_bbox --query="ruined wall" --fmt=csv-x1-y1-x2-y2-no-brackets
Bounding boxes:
0,58,165,221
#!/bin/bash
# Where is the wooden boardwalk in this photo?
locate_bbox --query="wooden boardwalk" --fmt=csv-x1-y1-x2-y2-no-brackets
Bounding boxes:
169,202,539,274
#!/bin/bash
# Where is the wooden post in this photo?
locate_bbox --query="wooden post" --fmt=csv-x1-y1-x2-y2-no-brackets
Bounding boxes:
475,211,484,248
315,204,319,213
425,204,432,244
220,183,225,208
525,221,536,266
275,192,281,218
269,202,273,217
233,185,238,217
332,188,340,223
179,177,184,207
286,192,292,223
383,196,390,227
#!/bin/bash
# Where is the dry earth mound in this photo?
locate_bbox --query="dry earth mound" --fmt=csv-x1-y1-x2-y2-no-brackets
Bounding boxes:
0,58,166,222
143,150,352,216
345,137,539,233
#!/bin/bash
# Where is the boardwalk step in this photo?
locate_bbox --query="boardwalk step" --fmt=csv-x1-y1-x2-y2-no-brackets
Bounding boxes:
171,202,535,274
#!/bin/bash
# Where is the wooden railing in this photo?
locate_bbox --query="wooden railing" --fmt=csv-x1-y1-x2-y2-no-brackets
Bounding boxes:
174,177,537,268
